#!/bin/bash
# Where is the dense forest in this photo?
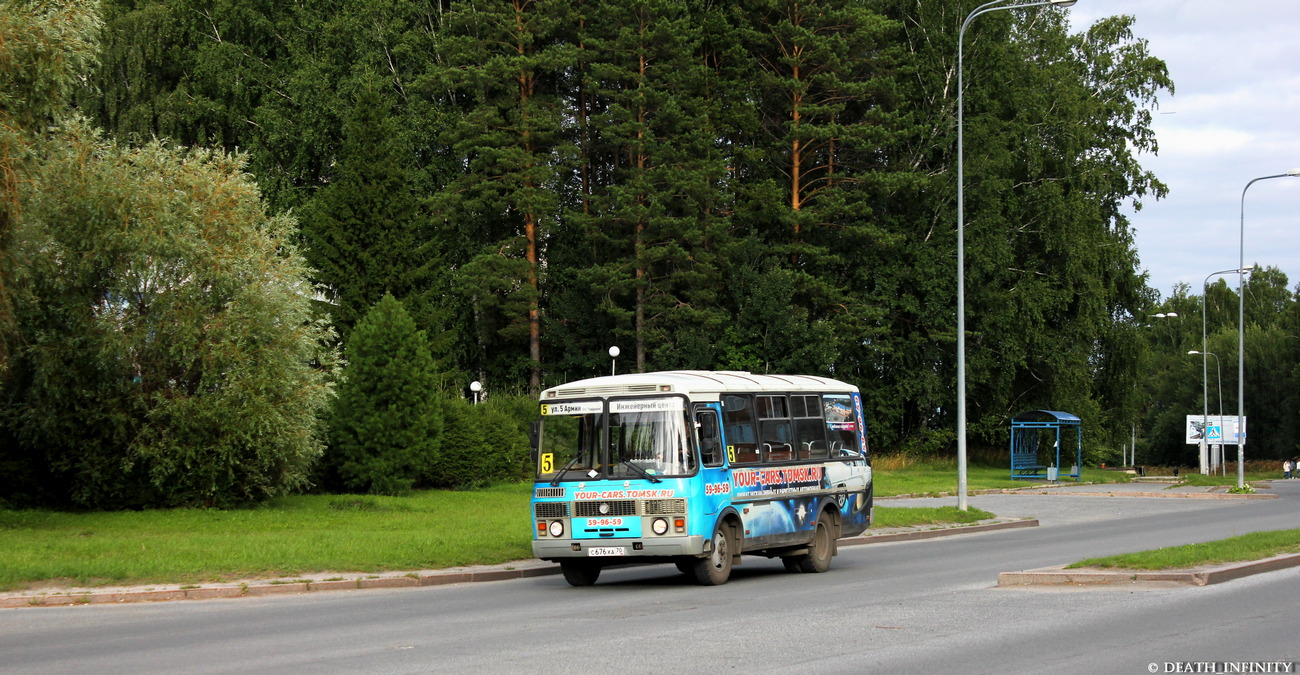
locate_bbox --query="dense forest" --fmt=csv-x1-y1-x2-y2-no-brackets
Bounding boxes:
2,0,1297,508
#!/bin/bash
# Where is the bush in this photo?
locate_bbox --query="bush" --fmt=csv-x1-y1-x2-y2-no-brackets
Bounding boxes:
2,122,338,509
424,393,536,489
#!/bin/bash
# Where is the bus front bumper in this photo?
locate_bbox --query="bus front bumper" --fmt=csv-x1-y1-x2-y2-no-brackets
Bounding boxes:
533,535,705,561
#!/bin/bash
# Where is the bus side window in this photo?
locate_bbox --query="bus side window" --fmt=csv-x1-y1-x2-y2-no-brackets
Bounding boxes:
791,394,826,459
722,395,759,464
696,410,724,467
823,394,860,457
757,395,793,462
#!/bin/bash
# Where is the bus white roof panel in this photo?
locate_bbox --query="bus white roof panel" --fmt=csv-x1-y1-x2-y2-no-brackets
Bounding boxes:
540,370,857,399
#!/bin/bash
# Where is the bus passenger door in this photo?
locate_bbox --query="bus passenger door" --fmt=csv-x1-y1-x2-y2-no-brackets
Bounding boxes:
695,404,730,516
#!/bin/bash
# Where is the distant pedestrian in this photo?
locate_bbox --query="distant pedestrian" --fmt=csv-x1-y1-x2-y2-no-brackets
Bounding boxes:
1285,460,1293,480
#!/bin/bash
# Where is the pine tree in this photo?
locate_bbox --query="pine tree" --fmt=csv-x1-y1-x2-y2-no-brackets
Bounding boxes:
432,0,577,392
553,0,730,374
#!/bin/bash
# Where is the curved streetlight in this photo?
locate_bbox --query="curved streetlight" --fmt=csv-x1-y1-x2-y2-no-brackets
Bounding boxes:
1198,267,1251,474
1187,350,1223,474
957,0,1078,511
1238,169,1300,489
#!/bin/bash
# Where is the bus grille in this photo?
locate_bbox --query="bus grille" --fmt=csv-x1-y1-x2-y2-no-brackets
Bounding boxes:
643,499,687,515
534,487,566,499
574,500,637,517
534,502,569,518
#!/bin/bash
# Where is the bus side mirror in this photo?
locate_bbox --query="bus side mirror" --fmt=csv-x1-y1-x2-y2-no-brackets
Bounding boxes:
529,421,540,460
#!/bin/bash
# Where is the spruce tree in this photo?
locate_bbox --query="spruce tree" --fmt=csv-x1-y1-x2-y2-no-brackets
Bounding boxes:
328,294,442,495
298,77,437,339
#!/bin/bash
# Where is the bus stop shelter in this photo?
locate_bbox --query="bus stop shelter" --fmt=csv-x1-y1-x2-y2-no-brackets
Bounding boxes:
1010,410,1082,481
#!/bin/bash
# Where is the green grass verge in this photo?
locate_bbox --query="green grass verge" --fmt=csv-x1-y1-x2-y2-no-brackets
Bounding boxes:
1067,529,1300,570
0,483,536,592
873,461,1129,498
1172,472,1271,489
0,479,1002,592
872,505,995,528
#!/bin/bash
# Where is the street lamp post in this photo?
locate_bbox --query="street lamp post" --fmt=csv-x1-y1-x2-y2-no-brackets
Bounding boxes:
1238,170,1300,489
608,346,620,377
956,0,1078,512
469,380,482,405
1199,267,1249,474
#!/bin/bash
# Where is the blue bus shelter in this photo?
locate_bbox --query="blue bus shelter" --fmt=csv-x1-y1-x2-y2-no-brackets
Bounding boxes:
1010,410,1082,481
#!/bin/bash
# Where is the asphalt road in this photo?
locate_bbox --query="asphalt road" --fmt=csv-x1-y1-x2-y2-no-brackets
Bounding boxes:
3,481,1300,674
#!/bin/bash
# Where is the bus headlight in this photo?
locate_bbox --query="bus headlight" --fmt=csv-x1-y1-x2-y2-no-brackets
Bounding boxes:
651,518,669,535
548,520,565,538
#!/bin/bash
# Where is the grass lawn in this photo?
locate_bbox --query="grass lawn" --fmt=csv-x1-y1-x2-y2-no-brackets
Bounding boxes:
1068,529,1300,570
0,471,1017,592
872,459,1128,498
0,484,536,592
873,505,995,528
1174,472,1271,489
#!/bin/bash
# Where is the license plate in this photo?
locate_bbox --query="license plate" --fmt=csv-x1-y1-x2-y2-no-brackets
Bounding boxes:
587,547,627,557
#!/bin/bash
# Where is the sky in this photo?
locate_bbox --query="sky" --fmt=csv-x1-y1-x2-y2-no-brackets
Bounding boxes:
1064,1,1300,299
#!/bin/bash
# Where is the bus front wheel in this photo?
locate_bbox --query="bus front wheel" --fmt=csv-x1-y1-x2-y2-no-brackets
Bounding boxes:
560,560,601,586
693,522,734,586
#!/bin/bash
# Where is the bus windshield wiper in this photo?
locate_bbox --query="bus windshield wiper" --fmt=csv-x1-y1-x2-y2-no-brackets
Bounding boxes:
549,455,586,486
618,458,662,483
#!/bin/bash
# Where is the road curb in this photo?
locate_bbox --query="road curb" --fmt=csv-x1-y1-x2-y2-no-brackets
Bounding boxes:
0,518,1034,609
997,553,1300,587
880,485,1276,500
1005,490,1276,500
841,518,1039,546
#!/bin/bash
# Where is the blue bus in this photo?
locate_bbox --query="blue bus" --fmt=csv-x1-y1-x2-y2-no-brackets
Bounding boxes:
531,371,873,586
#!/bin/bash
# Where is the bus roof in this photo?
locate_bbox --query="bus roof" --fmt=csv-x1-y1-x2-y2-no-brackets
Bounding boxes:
540,370,857,400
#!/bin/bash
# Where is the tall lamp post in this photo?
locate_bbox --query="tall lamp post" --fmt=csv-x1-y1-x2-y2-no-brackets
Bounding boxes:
1187,350,1222,473
957,0,1078,511
1238,170,1300,489
1199,267,1249,474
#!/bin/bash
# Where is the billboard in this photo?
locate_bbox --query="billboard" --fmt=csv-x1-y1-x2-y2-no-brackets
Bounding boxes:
1185,415,1246,445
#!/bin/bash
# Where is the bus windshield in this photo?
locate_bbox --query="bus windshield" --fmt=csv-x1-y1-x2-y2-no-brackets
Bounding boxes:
535,397,695,482
537,401,602,484
607,401,695,480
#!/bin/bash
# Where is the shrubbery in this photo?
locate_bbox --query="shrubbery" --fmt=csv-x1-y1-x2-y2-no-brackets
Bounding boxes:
322,293,536,495
1,123,339,509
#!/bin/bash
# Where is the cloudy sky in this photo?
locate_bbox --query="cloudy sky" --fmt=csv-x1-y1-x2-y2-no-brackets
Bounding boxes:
1064,1,1300,299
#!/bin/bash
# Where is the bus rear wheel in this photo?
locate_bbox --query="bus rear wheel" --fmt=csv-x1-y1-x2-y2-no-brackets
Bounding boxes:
794,511,834,574
560,560,601,587
693,523,734,586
